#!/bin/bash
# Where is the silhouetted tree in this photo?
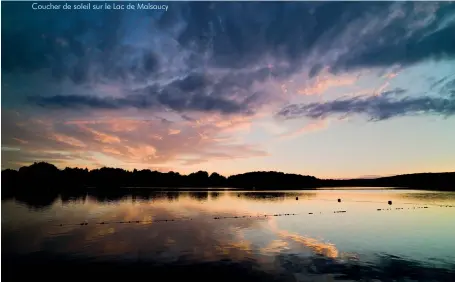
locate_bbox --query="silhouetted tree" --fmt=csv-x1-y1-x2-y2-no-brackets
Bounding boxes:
183,171,208,187
209,172,226,187
2,162,454,205
227,171,320,189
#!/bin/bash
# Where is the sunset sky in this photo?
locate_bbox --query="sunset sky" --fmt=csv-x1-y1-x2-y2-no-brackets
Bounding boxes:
2,2,455,178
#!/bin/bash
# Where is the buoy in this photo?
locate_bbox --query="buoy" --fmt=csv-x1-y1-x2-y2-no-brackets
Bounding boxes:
388,200,392,205
337,198,341,203
296,197,299,200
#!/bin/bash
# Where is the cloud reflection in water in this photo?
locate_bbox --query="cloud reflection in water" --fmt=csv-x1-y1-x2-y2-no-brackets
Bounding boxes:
3,190,455,282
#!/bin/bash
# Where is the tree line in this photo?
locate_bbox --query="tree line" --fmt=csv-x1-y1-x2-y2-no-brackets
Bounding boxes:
2,162,454,196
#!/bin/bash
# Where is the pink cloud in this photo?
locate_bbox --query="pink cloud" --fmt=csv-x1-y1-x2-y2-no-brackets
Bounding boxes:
52,134,86,148
296,69,359,96
2,109,268,171
168,129,181,135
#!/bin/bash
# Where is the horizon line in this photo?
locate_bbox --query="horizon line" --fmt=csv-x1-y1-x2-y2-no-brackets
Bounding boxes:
2,161,454,181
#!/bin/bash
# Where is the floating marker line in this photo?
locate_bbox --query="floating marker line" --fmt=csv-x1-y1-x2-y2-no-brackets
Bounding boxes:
376,206,430,211
54,217,193,227
302,198,455,208
52,204,453,227
213,213,299,220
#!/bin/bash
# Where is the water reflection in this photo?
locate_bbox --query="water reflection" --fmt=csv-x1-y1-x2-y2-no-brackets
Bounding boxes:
3,190,319,210
187,191,209,201
3,189,455,282
210,191,221,200
12,191,59,210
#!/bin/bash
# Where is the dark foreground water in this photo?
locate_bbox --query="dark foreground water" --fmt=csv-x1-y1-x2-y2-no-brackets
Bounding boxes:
2,189,455,282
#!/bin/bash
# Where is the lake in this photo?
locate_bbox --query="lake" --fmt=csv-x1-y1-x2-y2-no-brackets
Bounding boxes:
2,189,455,282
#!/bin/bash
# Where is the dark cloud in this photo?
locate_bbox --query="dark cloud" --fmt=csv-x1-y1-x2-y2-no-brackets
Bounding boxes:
4,2,454,77
308,64,324,78
31,95,121,109
30,70,256,114
332,23,455,73
29,67,271,114
157,90,249,114
3,2,455,115
171,73,210,93
175,2,393,73
2,5,161,84
329,3,455,73
277,89,455,121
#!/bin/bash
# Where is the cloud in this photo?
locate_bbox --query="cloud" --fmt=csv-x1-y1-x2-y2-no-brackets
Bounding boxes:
326,3,455,73
4,2,452,77
2,2,455,170
31,95,123,109
296,68,359,96
3,2,455,113
1,109,268,170
176,2,455,72
28,69,271,115
277,89,455,121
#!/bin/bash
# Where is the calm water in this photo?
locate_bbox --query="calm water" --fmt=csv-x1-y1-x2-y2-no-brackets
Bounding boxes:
3,189,455,281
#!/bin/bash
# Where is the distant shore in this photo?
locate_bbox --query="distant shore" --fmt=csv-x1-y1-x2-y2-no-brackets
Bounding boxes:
2,162,454,194
88,186,395,191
